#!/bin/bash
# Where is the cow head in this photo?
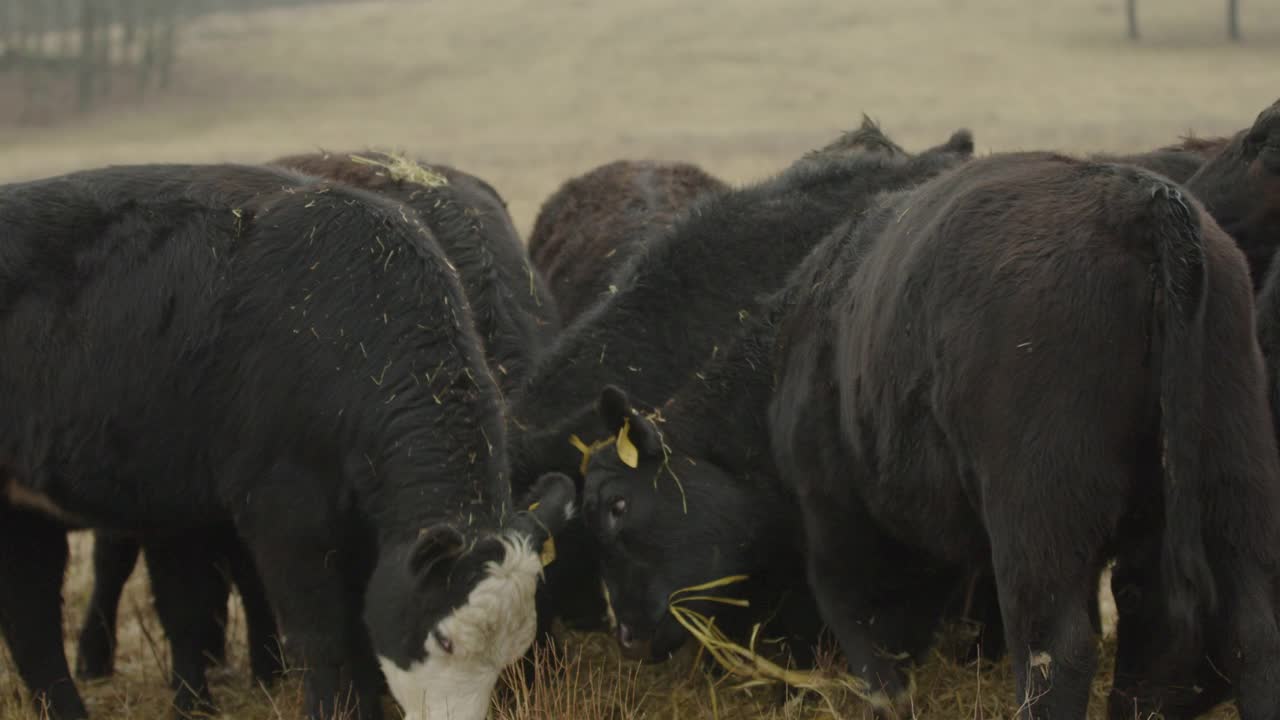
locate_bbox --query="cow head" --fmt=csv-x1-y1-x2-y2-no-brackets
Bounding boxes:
1187,98,1280,287
580,385,782,662
364,472,576,720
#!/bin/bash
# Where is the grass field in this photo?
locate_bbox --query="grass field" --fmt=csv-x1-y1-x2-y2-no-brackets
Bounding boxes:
1,0,1278,717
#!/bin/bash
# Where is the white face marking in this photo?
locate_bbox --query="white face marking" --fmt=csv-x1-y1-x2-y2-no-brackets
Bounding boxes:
3,478,83,524
380,535,542,720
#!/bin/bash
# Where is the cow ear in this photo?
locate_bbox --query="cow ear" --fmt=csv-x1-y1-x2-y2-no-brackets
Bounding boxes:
597,385,663,460
945,129,975,156
408,525,466,578
514,472,578,540
1247,102,1280,170
598,385,634,435
1259,131,1280,173
624,413,663,460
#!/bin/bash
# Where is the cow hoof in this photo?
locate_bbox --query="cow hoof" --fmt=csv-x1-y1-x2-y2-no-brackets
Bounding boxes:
172,689,217,720
75,634,115,680
249,647,287,685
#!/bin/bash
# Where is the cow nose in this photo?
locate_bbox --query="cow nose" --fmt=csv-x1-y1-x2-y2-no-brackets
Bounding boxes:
616,623,636,649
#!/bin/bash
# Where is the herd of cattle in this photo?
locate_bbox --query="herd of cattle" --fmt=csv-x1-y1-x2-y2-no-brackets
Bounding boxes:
0,95,1278,720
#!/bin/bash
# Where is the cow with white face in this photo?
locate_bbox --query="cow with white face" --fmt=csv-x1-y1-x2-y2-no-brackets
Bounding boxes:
366,473,578,720
0,162,577,720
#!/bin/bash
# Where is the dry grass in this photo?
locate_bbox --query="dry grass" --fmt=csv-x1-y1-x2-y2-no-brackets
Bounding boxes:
1,0,1277,717
0,534,1244,719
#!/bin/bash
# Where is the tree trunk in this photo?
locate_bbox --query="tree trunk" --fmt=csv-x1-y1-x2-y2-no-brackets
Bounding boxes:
79,0,97,111
156,0,177,90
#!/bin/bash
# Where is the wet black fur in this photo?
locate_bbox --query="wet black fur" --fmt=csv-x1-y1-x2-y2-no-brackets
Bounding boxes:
1187,100,1280,290
578,129,997,668
0,163,571,720
769,152,1280,718
270,150,561,394
76,150,564,692
509,122,976,482
511,122,975,639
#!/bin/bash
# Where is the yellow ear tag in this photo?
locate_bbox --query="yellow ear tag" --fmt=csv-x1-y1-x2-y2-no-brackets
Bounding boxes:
569,434,593,476
616,418,639,469
526,500,556,567
539,536,557,568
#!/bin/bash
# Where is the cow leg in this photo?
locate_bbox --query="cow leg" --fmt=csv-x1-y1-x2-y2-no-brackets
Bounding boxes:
945,572,1006,664
1108,538,1230,720
143,537,225,718
539,518,607,632
345,601,387,710
799,493,912,714
991,549,1097,720
221,533,285,684
234,464,381,720
772,585,826,670
1214,562,1280,720
0,507,87,720
75,531,140,679
203,553,231,669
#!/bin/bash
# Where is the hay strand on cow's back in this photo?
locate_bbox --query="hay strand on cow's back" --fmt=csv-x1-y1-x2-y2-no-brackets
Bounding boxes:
348,152,449,188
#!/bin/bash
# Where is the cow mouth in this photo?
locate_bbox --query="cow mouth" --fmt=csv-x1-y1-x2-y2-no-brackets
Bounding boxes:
613,617,691,662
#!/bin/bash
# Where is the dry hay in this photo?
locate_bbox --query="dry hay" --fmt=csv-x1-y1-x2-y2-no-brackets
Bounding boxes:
0,535,1249,719
348,152,449,189
1,623,1245,719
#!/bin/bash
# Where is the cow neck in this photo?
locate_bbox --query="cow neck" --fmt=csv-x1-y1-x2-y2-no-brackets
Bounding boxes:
509,152,891,435
662,317,778,479
371,412,514,548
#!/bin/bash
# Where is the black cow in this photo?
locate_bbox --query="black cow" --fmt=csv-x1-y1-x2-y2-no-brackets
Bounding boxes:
766,152,1280,718
1186,100,1280,290
527,159,729,324
509,119,975,480
510,120,976,638
75,150,563,690
577,135,995,668
1108,99,1280,720
271,150,561,391
0,163,577,720
1237,101,1280,411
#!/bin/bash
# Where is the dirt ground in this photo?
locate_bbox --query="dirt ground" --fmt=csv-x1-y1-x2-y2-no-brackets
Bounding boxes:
0,0,1277,717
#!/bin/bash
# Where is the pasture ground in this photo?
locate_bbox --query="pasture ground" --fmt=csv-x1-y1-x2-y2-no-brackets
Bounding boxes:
1,0,1276,717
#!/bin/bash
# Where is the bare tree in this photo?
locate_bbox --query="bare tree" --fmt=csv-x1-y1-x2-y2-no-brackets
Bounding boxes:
3,0,351,122
77,0,97,111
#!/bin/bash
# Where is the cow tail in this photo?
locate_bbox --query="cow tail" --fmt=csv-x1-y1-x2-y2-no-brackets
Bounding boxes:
1150,180,1218,640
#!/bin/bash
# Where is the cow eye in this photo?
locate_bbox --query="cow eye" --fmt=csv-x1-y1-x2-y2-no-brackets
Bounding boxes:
432,628,454,654
609,497,628,519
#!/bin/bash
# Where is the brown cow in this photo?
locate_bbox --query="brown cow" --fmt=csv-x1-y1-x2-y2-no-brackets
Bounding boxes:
527,159,728,323
1097,134,1231,184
